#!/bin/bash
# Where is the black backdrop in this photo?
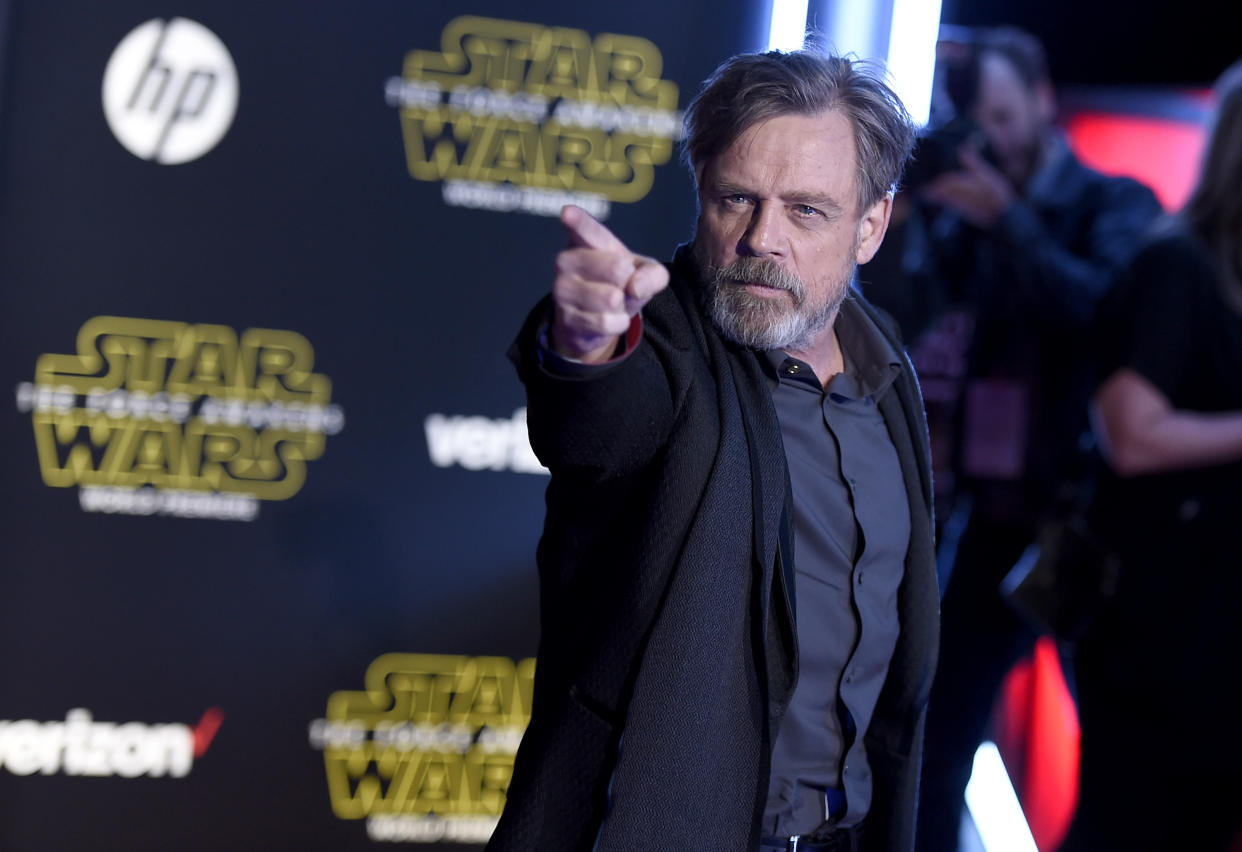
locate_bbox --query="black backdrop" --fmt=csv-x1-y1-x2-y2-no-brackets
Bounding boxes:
0,2,766,849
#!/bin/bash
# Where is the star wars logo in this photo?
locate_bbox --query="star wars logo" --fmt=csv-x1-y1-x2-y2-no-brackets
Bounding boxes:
308,654,534,844
15,316,344,521
384,15,683,219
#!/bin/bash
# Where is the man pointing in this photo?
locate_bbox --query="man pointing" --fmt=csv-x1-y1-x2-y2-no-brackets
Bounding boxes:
491,48,938,852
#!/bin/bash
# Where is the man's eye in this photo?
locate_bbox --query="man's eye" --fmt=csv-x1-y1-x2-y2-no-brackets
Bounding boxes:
724,194,750,205
793,204,821,218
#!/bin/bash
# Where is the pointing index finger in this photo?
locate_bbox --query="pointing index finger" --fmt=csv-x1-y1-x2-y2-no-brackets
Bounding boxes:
561,204,628,253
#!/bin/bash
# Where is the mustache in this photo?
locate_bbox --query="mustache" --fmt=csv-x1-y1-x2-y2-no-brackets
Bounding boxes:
709,257,806,304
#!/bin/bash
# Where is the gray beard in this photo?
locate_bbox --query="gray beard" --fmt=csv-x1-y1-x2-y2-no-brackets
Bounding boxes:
696,249,849,351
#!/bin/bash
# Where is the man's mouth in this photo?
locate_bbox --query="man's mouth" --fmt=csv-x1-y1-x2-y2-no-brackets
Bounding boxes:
738,279,788,294
709,258,804,305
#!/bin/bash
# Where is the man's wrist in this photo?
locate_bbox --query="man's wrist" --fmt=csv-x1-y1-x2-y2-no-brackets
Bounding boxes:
537,315,643,375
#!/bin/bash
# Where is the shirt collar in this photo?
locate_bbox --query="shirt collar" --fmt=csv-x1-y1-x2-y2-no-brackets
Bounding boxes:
759,295,903,400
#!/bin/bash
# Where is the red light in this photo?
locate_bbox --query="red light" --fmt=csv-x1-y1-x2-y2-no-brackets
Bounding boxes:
1064,112,1206,210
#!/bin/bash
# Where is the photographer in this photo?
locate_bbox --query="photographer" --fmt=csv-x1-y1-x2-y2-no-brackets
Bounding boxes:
907,27,1162,852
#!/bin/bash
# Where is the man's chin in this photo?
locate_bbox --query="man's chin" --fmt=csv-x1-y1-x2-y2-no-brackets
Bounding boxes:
709,299,800,351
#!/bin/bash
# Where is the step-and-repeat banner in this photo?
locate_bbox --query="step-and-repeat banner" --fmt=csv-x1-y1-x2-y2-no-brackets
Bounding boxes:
0,2,764,848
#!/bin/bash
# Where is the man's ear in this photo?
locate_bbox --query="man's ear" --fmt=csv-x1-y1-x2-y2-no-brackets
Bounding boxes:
855,193,893,264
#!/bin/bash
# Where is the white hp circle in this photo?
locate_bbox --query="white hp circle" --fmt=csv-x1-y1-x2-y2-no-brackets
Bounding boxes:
102,18,238,165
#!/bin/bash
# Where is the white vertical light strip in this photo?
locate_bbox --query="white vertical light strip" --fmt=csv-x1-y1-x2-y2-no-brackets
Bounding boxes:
886,0,942,126
825,0,876,59
964,742,1040,852
766,0,810,51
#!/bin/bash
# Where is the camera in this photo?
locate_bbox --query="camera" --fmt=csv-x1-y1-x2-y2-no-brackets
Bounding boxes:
905,116,982,190
901,31,999,192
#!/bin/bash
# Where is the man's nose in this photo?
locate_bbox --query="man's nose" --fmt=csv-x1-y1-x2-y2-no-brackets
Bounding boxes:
741,203,784,257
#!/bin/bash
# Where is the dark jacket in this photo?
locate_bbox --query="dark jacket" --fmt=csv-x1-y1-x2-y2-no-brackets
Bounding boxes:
904,142,1162,518
491,247,938,851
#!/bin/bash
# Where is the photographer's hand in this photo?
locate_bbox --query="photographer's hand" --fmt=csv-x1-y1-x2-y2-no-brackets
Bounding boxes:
923,145,1016,228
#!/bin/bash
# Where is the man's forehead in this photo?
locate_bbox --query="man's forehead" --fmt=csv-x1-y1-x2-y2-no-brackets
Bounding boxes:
978,52,1031,98
702,110,858,200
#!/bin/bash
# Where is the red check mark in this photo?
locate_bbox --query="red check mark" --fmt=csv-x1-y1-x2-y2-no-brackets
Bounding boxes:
193,707,225,758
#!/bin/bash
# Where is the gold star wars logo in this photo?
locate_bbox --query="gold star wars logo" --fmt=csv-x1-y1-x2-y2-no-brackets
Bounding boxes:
309,653,535,844
385,15,682,219
15,316,344,521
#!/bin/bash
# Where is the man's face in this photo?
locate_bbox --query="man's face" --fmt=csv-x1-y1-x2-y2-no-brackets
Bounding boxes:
971,52,1051,187
693,110,890,352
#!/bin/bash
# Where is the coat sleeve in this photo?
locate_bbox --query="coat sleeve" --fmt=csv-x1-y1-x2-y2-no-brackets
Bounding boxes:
903,173,1162,332
508,293,678,481
992,176,1162,328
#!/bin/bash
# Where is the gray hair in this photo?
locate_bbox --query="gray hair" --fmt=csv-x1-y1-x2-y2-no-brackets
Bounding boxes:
682,48,916,212
1184,57,1242,311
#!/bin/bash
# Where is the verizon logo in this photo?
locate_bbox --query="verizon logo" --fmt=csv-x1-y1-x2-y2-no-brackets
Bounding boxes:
0,707,223,778
424,408,547,474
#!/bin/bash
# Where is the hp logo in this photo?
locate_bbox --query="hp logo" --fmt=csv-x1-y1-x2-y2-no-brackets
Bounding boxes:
102,18,238,165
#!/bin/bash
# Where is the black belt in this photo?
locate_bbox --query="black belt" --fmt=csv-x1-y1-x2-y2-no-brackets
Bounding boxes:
759,821,863,852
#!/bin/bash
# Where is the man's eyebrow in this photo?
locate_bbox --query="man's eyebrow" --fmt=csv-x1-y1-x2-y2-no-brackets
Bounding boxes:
784,192,844,213
708,181,753,197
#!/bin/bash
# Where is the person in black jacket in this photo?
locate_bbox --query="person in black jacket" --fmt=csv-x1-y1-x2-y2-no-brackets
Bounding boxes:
907,27,1163,852
490,48,939,852
1061,58,1242,852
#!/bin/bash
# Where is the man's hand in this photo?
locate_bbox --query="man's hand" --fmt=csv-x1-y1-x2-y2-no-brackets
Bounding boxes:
922,145,1017,229
551,205,669,364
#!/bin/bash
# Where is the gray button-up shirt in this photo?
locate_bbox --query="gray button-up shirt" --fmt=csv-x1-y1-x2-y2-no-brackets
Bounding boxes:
762,297,911,836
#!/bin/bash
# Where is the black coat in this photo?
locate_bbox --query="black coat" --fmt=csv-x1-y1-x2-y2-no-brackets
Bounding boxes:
491,248,939,851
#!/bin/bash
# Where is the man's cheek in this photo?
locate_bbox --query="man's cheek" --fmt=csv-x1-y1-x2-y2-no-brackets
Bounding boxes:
697,232,727,266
